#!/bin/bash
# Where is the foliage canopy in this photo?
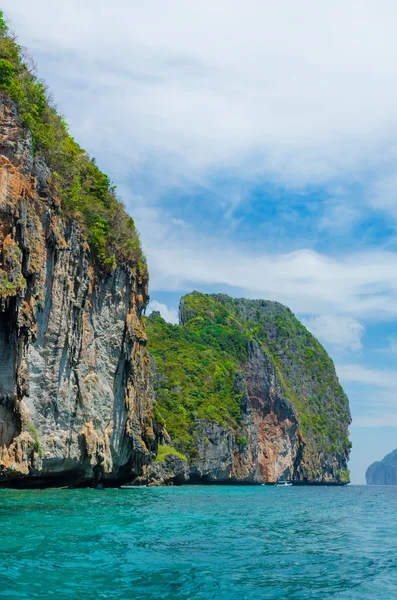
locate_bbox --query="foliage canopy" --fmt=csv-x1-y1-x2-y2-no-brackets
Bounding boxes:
146,292,351,464
0,11,146,273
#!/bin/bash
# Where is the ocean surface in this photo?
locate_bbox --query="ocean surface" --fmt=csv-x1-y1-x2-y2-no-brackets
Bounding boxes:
0,485,396,599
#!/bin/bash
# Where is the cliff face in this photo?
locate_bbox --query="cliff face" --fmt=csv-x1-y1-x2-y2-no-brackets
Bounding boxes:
146,292,351,485
186,340,300,484
0,97,155,486
0,100,350,488
0,16,351,489
366,450,397,485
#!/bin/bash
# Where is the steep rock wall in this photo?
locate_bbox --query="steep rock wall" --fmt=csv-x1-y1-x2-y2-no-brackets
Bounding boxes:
0,98,155,486
146,293,352,485
366,450,397,485
188,341,299,483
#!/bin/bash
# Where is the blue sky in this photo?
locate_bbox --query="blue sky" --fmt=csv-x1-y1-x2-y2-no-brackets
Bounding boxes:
5,0,397,483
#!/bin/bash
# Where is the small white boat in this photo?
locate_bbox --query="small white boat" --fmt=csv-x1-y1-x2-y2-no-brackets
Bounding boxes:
120,485,147,489
275,480,293,487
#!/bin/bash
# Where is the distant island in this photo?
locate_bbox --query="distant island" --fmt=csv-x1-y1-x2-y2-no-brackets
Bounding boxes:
366,449,397,485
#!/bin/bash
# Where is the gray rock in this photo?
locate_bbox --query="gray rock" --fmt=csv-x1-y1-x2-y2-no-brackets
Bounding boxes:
148,292,352,485
0,97,156,487
366,449,397,485
137,453,189,486
189,340,299,483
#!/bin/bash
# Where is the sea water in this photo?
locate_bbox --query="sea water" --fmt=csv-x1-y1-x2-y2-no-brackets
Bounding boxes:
0,485,396,599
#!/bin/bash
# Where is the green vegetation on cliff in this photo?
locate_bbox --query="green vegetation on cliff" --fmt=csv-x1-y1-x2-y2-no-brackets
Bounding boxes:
228,295,352,457
148,305,245,453
146,292,351,465
0,12,145,273
156,444,187,463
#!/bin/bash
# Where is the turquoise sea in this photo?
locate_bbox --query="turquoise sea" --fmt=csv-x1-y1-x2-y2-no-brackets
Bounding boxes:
0,485,396,599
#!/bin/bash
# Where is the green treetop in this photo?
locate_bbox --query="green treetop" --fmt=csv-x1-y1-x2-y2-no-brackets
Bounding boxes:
0,10,146,274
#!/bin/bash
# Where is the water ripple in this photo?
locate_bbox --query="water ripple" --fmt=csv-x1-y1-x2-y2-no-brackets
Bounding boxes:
0,485,397,599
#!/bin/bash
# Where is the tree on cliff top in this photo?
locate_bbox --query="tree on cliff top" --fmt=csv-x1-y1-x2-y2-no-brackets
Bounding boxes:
0,11,146,275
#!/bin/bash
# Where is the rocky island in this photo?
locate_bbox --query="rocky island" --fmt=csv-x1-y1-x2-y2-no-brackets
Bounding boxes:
0,14,155,486
0,13,351,487
145,293,351,485
366,449,397,485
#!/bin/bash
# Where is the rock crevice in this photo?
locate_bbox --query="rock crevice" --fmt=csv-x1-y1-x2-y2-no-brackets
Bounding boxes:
146,292,352,485
0,97,155,487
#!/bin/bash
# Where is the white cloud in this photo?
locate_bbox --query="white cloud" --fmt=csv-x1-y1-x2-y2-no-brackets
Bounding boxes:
132,199,397,319
147,300,179,324
337,364,397,388
370,173,397,222
5,0,397,194
375,336,397,356
336,364,397,427
354,413,397,427
302,315,364,352
318,201,361,235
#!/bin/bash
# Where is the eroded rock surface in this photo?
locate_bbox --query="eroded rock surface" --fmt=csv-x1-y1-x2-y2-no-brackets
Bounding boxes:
146,292,352,485
366,449,397,485
0,98,156,487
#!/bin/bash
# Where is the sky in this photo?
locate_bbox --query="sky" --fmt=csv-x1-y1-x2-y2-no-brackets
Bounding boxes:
4,0,397,483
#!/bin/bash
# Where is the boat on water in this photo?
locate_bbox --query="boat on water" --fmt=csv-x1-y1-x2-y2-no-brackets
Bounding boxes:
120,485,147,489
274,480,293,487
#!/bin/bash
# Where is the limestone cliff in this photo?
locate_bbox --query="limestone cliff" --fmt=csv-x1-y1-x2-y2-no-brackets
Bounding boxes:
0,97,156,486
146,293,352,485
0,15,351,488
366,450,397,485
